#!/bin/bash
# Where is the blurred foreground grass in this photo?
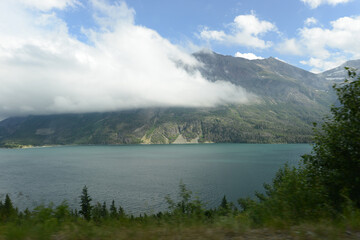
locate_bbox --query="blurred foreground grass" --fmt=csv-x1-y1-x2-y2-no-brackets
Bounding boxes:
1,215,360,240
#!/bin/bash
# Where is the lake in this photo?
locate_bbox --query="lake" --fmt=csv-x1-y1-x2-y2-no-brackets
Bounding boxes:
0,144,311,214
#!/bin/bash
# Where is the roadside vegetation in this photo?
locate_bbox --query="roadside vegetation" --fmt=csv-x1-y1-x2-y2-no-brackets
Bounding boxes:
0,70,359,239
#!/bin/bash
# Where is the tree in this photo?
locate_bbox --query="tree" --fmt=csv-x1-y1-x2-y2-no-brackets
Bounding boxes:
79,186,92,221
220,195,228,210
219,195,233,216
110,200,118,219
4,194,15,217
91,202,102,222
165,181,204,217
101,201,108,219
0,194,15,221
118,206,125,218
303,69,360,209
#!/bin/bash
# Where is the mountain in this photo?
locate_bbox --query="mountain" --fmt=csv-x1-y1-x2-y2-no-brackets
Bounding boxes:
319,59,360,83
0,52,349,147
193,52,331,104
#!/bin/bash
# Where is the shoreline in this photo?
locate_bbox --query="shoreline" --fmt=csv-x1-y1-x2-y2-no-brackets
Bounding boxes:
0,142,313,149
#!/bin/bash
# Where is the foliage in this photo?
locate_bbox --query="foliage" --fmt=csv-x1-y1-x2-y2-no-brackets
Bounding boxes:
165,181,205,220
236,69,360,227
109,200,118,219
79,185,92,221
303,69,360,209
0,194,16,221
238,164,330,226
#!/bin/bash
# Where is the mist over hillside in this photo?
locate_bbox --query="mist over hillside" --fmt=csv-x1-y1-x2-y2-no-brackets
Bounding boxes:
1,51,358,146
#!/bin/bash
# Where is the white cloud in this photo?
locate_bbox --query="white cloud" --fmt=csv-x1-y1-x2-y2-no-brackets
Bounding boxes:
0,0,254,119
276,38,304,55
91,0,135,30
17,0,80,11
200,28,226,41
301,0,352,9
277,15,360,72
199,13,276,49
233,14,275,36
300,57,347,73
235,52,264,60
304,17,318,26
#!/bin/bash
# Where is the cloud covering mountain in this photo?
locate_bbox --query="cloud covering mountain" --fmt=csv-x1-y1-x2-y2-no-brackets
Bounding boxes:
1,0,359,120
0,1,253,119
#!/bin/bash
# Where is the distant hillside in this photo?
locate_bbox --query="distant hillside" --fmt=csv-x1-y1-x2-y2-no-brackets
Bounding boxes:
194,52,330,92
193,52,331,105
319,59,360,83
1,52,352,147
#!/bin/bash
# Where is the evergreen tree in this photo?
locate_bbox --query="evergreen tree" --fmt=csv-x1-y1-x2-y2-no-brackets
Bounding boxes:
110,200,118,219
79,186,92,221
91,202,102,222
101,201,108,218
3,194,14,218
219,195,231,216
220,195,228,210
118,206,125,218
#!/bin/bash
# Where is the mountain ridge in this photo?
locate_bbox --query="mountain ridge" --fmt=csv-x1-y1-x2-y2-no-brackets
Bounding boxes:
0,52,358,147
319,59,360,83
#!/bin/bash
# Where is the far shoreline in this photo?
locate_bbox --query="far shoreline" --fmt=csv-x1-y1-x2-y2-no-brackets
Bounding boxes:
0,142,313,149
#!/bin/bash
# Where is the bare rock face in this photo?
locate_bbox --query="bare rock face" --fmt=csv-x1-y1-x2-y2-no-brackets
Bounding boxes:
141,121,202,144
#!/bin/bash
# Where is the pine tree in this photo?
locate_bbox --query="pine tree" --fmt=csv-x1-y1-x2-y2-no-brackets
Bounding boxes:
92,202,102,222
219,195,231,216
101,201,108,218
118,206,125,218
220,195,228,209
3,194,14,218
79,186,92,221
110,200,118,219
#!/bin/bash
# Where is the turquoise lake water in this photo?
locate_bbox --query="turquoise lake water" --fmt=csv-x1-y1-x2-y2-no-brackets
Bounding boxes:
0,144,311,214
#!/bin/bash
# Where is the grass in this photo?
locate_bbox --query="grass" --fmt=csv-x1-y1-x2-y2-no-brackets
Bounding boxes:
1,216,359,239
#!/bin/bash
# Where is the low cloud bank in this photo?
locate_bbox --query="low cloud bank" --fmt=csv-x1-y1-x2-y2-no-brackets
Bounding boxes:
0,1,253,119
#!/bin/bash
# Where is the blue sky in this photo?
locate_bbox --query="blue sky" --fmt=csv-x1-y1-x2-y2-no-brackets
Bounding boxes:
0,0,359,118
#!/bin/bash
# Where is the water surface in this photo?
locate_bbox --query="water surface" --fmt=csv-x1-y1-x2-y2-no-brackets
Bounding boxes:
0,144,311,214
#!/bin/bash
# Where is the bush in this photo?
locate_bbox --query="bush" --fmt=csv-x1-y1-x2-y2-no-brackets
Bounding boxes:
238,164,329,226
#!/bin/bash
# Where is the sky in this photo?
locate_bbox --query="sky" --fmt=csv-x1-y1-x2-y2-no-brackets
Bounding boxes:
0,0,359,119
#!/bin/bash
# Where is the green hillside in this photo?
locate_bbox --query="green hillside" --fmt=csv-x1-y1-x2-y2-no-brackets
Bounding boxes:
0,102,328,146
